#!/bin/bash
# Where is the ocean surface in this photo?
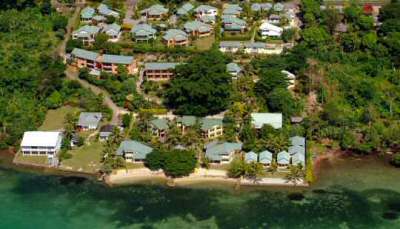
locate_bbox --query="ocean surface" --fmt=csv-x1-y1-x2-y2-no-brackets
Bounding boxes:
1,155,400,229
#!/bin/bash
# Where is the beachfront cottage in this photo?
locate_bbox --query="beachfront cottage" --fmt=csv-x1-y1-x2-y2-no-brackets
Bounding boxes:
72,25,101,45
290,136,306,147
150,118,169,141
163,29,189,47
143,62,180,81
291,152,305,167
223,4,242,16
201,118,224,139
99,124,115,141
245,151,258,163
226,62,242,77
259,21,283,38
97,3,119,18
277,151,290,167
71,48,138,75
141,4,169,20
222,15,247,32
21,131,63,157
77,112,102,130
176,116,197,134
219,41,243,53
177,3,194,16
131,23,157,41
205,141,243,164
81,6,95,22
251,113,283,129
116,140,153,162
259,150,273,166
184,21,212,37
102,23,121,42
195,5,218,18
288,145,306,156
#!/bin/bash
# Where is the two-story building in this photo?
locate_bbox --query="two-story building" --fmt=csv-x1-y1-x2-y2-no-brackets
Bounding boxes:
162,29,189,47
20,131,63,157
116,140,153,163
150,118,169,141
143,62,180,81
205,141,242,164
131,23,157,41
201,118,223,139
102,23,121,42
72,25,101,45
222,15,247,32
141,4,169,20
80,6,95,23
195,5,218,18
77,112,102,130
184,21,212,37
176,116,197,134
259,21,283,38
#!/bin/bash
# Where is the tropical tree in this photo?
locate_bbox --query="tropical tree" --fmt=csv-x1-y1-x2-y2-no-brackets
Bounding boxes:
285,164,305,185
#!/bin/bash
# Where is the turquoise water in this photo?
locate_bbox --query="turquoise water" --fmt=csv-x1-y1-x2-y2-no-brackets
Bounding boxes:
1,156,400,228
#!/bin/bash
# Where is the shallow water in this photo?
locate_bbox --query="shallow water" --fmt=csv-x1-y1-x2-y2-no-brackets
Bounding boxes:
0,155,400,228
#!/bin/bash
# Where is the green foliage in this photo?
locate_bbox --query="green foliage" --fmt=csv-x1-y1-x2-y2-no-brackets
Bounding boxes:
267,88,298,117
145,150,165,171
227,157,265,179
301,26,331,48
165,50,232,116
255,69,288,96
391,153,400,167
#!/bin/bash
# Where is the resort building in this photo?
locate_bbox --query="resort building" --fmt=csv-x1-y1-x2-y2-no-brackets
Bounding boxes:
80,6,95,22
176,116,197,134
77,112,102,130
184,21,212,37
71,48,138,75
177,3,194,16
222,15,247,32
97,3,119,18
226,62,242,77
150,118,169,141
291,153,305,167
92,15,106,23
198,15,216,24
141,4,169,20
195,5,218,18
20,131,63,157
116,140,153,162
205,141,243,164
102,23,121,42
72,25,101,45
219,41,243,53
223,4,242,16
259,21,283,38
243,42,269,54
245,151,258,163
251,113,283,129
99,124,115,141
143,62,180,81
201,118,223,139
290,136,306,147
162,29,189,47
277,151,290,167
251,3,273,12
259,150,273,166
289,145,306,156
131,23,157,41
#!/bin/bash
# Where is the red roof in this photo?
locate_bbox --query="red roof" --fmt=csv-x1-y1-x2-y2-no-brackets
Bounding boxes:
363,4,373,14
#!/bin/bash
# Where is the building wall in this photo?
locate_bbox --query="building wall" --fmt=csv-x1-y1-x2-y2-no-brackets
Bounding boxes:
144,69,175,81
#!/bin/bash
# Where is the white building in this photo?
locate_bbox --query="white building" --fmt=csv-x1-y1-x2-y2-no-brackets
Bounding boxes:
281,70,296,89
259,21,283,38
251,113,283,129
20,131,63,157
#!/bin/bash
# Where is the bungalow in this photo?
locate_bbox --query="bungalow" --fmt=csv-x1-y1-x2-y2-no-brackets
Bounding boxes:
163,29,189,47
205,141,242,164
141,4,168,20
245,151,258,163
259,21,283,38
92,15,107,23
80,6,95,22
226,62,242,77
131,23,157,41
243,42,269,54
291,152,305,167
198,15,217,24
184,21,212,37
251,113,283,129
223,4,242,16
222,15,247,32
277,150,290,167
201,118,223,139
273,3,285,12
21,131,63,157
143,62,180,81
116,140,153,162
77,112,102,130
102,23,121,42
177,3,194,16
259,150,273,166
97,3,119,18
219,41,243,53
289,145,305,156
150,118,169,140
71,48,138,75
72,25,101,45
290,136,306,147
176,116,197,134
195,5,218,18
99,124,115,141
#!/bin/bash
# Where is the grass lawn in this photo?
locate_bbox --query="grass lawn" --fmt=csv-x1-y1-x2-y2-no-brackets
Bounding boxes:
194,35,215,51
39,106,80,131
14,153,48,166
61,141,104,173
125,162,145,169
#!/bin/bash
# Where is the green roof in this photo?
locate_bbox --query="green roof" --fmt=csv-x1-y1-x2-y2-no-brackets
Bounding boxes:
227,62,242,73
81,7,95,19
141,4,168,16
177,3,194,15
102,54,133,64
290,136,306,147
201,118,223,131
288,145,305,156
150,118,169,130
163,29,188,41
245,151,257,163
131,23,157,37
98,3,119,17
73,25,100,38
144,62,179,70
184,21,212,33
103,23,121,36
195,5,217,12
205,141,242,161
292,153,305,166
71,48,99,61
223,4,242,15
116,140,153,160
277,151,290,164
177,116,197,126
259,150,273,164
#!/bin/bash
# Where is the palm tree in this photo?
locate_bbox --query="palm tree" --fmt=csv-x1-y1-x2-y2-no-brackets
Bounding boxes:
285,164,305,186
